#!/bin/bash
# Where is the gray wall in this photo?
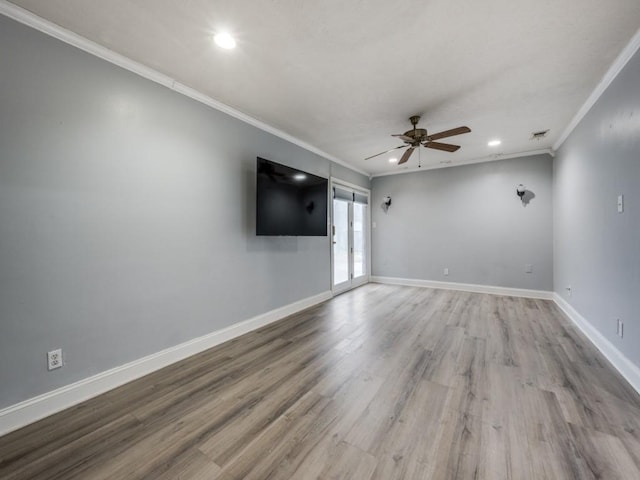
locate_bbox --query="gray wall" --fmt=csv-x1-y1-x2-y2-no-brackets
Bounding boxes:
329,162,370,190
554,48,640,367
371,155,554,291
0,15,368,409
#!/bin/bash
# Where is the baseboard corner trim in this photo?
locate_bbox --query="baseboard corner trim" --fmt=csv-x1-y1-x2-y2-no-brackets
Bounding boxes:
370,276,553,300
552,293,640,395
0,290,332,437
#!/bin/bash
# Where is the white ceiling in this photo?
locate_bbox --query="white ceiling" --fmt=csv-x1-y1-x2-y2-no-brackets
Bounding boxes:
8,0,640,176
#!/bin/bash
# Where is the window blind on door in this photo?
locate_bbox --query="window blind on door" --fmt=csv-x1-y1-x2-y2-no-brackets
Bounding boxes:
333,187,352,201
353,192,369,205
334,186,368,205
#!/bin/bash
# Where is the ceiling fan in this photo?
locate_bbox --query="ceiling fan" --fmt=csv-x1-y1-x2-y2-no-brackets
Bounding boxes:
365,116,471,165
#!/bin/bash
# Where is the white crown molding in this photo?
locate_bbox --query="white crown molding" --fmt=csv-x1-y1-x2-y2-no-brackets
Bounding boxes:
0,290,333,436
553,293,640,395
0,1,369,178
370,148,554,178
371,276,553,299
553,27,640,151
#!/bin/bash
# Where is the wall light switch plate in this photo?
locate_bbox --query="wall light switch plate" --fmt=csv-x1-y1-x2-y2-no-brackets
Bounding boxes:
525,264,533,273
617,319,624,338
443,268,449,276
618,195,624,213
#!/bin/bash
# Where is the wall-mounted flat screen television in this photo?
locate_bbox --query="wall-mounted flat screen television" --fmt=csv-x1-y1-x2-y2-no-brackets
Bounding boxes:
256,157,328,236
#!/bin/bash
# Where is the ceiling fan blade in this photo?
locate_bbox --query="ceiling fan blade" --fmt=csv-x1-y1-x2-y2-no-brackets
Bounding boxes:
391,134,414,142
424,142,460,152
364,145,408,160
398,147,415,164
427,126,471,141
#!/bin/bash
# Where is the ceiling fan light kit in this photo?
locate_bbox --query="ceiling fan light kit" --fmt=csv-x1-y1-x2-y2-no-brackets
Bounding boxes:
365,116,471,166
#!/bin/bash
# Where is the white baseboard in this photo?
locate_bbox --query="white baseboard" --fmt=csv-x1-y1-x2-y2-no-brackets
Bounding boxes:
0,290,332,437
553,294,640,395
371,276,639,395
371,276,554,300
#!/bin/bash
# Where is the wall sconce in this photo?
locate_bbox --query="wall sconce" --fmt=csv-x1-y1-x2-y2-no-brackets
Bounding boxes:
381,196,392,213
516,184,526,200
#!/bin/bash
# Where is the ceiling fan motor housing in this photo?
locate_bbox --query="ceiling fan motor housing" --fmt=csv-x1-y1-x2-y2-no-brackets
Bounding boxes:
403,128,428,143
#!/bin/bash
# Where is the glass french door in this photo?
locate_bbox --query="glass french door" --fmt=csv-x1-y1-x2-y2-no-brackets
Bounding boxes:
332,183,369,293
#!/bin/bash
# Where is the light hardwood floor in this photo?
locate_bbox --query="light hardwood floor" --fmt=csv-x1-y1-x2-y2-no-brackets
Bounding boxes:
1,284,639,479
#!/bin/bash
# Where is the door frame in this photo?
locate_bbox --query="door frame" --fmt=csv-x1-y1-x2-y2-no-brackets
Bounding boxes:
330,178,371,294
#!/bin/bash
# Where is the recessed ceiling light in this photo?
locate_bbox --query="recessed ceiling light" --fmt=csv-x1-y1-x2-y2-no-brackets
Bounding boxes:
293,173,307,181
214,33,236,49
388,157,398,163
488,139,501,147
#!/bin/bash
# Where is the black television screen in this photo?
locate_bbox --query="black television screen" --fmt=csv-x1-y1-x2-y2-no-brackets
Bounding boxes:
256,157,328,236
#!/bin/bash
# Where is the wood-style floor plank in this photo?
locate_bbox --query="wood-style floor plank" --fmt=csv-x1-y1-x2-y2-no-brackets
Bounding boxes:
1,284,639,479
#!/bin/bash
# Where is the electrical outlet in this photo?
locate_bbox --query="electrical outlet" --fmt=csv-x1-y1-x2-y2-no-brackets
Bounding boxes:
47,349,63,370
525,264,533,274
617,319,624,338
443,267,449,276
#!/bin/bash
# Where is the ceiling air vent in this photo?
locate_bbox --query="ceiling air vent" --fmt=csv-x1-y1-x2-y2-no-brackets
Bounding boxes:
531,129,549,140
